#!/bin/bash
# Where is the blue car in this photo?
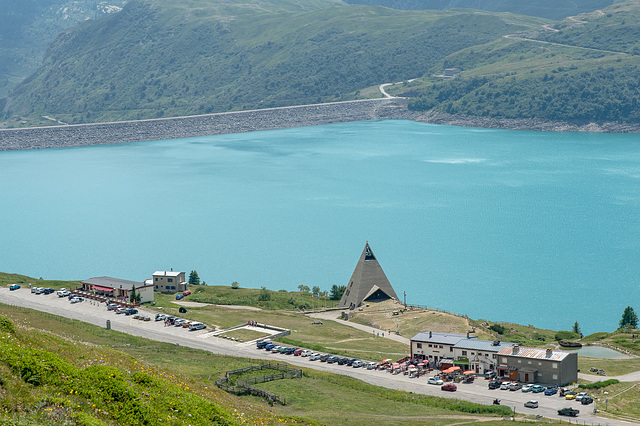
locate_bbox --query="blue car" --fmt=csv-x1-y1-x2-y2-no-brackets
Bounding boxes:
176,294,184,300
544,387,558,395
531,385,546,393
9,284,21,291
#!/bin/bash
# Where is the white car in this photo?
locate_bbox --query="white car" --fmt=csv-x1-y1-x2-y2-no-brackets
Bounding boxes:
521,384,533,392
524,400,539,408
57,288,70,297
575,392,589,402
428,377,443,385
309,353,322,361
500,382,511,390
70,296,83,303
300,350,313,357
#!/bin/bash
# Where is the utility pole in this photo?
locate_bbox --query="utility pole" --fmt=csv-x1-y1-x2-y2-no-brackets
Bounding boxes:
403,291,406,308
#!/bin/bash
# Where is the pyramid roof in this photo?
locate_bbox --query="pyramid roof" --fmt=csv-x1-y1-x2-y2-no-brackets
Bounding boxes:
339,242,399,309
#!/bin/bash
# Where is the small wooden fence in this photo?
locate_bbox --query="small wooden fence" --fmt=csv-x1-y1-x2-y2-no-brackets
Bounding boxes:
215,362,301,405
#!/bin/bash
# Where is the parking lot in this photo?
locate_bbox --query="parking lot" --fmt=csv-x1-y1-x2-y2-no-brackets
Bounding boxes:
0,287,627,425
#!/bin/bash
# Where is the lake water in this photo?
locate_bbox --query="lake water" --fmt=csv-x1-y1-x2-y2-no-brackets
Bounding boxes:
1,120,639,334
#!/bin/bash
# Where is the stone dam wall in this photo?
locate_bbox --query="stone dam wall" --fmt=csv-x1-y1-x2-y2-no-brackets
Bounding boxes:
0,99,402,151
2,98,638,151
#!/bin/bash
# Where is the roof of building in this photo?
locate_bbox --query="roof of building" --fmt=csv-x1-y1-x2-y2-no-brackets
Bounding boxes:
497,345,573,361
454,339,515,352
153,271,184,277
411,331,470,346
338,242,399,309
82,276,142,290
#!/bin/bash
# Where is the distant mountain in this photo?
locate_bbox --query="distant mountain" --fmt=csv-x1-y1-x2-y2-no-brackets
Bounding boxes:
0,0,126,97
406,1,640,124
2,0,545,125
343,0,614,20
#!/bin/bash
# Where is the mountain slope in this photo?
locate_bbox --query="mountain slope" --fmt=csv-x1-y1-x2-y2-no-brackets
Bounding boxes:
2,0,544,125
343,0,614,20
404,1,640,124
0,0,127,97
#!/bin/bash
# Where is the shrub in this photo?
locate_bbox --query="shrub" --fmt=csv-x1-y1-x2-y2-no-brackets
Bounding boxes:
0,315,15,334
489,324,506,335
555,331,580,341
578,379,619,389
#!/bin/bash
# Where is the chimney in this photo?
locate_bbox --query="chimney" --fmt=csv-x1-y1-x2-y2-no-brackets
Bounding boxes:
466,332,469,338
492,339,500,346
429,331,432,338
512,344,520,355
171,267,173,272
546,348,553,358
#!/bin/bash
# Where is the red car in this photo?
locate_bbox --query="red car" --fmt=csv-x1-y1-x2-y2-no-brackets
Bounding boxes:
441,383,457,392
183,290,191,296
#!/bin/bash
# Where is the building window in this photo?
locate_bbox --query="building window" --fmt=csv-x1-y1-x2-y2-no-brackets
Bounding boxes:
492,354,496,359
155,277,158,281
417,343,422,349
502,358,507,363
345,290,350,296
471,352,475,355
553,374,558,380
552,363,558,369
155,285,158,289
440,345,443,349
168,278,173,282
428,344,432,347
462,351,467,356
449,347,452,352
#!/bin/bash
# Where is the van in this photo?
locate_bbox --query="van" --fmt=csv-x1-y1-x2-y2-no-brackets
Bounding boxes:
189,322,206,331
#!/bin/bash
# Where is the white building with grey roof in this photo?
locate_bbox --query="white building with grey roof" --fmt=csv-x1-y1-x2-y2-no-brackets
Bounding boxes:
452,339,515,374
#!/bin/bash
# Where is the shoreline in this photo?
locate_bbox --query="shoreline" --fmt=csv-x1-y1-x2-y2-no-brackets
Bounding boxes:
2,98,640,151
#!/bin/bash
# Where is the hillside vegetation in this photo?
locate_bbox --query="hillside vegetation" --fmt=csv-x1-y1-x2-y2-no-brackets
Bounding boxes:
0,0,127,97
1,0,545,126
343,0,614,20
406,0,640,124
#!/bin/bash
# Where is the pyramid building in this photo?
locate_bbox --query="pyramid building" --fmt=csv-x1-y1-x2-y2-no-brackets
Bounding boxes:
339,242,399,309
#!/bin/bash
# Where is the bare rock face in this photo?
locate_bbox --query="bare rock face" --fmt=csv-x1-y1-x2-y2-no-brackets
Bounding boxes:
558,339,582,348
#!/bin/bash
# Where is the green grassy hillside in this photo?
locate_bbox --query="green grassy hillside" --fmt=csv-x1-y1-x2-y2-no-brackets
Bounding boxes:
405,1,640,124
1,0,544,126
343,0,614,20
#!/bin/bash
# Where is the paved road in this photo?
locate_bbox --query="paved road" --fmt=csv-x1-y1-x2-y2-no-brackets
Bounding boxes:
0,287,636,425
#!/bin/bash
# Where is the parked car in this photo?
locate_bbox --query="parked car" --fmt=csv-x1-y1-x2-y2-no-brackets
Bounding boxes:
352,360,366,368
484,371,496,380
581,396,594,405
155,313,167,321
509,383,522,391
337,357,347,365
531,385,546,393
544,387,558,395
269,345,281,352
265,343,277,351
33,287,44,294
277,346,288,354
521,384,533,392
346,358,357,366
42,288,55,295
574,392,589,402
441,383,457,392
320,354,331,362
183,290,191,296
558,407,579,417
565,391,578,400
301,350,313,357
70,296,83,303
125,308,138,316
57,289,70,297
327,356,339,364
488,380,501,390
9,284,20,291
189,322,206,331
366,362,378,370
428,377,444,385
310,353,323,361
284,347,297,355
256,340,270,349
293,348,303,356
524,400,539,408
500,382,511,390
175,294,184,300
115,307,127,314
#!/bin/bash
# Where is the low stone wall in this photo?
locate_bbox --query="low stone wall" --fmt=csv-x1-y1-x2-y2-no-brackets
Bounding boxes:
0,99,400,151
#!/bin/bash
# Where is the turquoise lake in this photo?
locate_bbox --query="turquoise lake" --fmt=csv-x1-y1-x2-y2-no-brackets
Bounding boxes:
1,120,639,334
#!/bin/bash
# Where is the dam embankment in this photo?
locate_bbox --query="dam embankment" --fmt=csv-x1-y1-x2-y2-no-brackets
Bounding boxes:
2,98,639,151
0,99,402,151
